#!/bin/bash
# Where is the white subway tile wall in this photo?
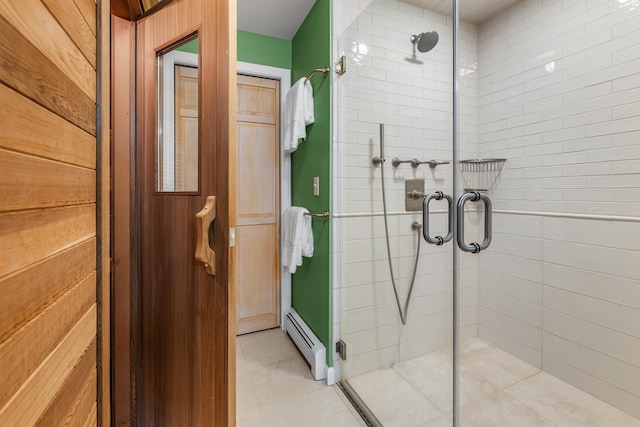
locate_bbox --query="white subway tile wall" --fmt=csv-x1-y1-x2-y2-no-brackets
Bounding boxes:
478,0,640,215
476,0,640,417
333,0,640,419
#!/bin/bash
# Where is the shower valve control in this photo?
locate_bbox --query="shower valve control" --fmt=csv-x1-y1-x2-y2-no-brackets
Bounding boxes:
405,179,425,211
408,190,425,199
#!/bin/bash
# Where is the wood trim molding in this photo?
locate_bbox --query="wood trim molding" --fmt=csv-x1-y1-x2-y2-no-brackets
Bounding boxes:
228,1,237,424
111,15,135,427
110,0,177,21
110,0,140,20
98,0,111,424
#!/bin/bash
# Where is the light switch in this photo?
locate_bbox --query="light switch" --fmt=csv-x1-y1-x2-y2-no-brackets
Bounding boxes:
313,176,320,196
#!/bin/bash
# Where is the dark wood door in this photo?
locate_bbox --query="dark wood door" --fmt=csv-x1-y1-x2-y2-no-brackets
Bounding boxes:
135,0,232,425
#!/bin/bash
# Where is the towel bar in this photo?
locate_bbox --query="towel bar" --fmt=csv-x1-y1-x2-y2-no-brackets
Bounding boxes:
305,66,329,82
304,210,330,221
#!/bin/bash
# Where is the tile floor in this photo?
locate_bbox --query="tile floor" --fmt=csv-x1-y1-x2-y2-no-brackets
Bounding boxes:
236,328,366,427
237,331,640,426
347,338,640,427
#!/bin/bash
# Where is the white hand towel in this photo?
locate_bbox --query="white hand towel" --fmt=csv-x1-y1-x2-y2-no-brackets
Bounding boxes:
282,206,314,274
283,78,315,154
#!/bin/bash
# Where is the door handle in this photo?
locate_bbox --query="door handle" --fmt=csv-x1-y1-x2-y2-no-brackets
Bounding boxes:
195,196,216,275
456,191,492,253
422,191,453,245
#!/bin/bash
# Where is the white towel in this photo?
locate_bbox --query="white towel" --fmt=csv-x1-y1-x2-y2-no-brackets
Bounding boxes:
282,206,314,274
302,78,314,125
283,78,315,153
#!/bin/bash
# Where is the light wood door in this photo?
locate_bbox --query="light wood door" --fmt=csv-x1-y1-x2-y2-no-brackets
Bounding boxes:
236,75,280,335
175,65,199,191
135,0,232,425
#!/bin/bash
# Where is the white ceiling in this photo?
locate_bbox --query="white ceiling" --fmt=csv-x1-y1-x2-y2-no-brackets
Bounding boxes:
403,0,522,24
237,0,521,40
237,0,316,40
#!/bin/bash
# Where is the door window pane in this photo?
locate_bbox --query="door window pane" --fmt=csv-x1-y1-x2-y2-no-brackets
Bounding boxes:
157,36,199,192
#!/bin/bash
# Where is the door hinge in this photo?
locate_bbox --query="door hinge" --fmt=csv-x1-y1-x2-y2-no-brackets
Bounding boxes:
229,227,236,247
336,340,347,361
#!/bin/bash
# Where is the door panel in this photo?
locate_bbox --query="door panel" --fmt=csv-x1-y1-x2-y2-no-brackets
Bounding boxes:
236,75,280,335
135,0,231,424
236,225,279,332
237,123,277,220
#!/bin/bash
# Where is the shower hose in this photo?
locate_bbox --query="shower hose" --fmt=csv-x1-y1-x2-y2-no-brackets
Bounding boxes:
379,153,422,326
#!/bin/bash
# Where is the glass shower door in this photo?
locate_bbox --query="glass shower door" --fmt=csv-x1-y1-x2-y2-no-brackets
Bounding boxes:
335,0,457,424
335,0,640,425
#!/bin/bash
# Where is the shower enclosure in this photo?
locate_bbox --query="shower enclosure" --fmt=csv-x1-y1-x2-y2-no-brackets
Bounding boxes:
332,0,640,425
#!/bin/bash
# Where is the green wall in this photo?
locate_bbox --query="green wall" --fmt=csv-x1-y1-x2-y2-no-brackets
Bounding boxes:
176,38,198,53
290,0,332,367
176,32,289,69
238,30,291,69
236,7,332,368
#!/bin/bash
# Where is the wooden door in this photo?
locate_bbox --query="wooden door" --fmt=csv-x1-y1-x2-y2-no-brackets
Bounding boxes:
135,0,232,425
236,75,281,335
0,0,109,425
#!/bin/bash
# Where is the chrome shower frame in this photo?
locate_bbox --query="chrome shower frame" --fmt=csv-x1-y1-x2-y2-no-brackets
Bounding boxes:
452,0,461,424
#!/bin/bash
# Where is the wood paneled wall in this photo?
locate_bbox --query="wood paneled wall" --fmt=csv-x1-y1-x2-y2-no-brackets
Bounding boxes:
0,0,108,425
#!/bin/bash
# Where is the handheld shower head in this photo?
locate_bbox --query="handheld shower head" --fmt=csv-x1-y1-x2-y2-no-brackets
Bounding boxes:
410,31,439,53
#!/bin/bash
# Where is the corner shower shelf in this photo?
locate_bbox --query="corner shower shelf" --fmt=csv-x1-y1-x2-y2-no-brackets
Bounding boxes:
459,158,506,172
459,158,506,192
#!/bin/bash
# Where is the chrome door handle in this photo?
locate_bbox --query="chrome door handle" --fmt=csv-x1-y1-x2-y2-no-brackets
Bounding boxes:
422,191,453,245
456,191,492,253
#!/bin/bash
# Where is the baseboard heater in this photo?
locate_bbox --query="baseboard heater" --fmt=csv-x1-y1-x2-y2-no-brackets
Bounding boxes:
284,308,326,380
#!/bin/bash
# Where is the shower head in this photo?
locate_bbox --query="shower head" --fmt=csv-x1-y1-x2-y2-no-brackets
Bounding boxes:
410,31,439,53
